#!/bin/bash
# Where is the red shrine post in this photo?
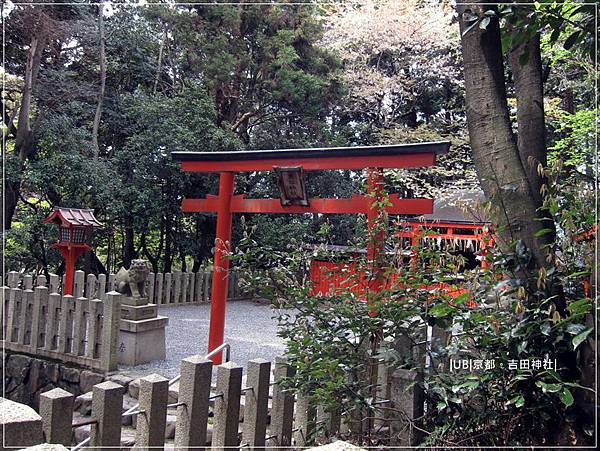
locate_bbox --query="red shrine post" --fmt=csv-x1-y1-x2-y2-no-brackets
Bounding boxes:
172,142,449,363
45,208,103,295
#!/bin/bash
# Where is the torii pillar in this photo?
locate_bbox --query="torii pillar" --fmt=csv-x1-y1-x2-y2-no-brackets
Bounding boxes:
208,172,235,360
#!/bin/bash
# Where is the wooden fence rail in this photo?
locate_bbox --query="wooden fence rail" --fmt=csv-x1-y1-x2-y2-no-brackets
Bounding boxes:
0,286,121,372
5,268,248,305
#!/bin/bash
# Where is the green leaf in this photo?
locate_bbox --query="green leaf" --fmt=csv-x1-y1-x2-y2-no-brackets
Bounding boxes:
565,323,586,335
567,299,592,315
429,303,455,318
512,30,528,48
563,31,580,50
536,381,562,393
479,16,491,30
540,322,551,336
501,33,513,53
559,388,574,407
514,394,525,408
572,328,592,349
534,228,553,237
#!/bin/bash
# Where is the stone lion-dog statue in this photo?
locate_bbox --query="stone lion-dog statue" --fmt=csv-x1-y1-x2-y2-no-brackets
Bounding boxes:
115,259,151,298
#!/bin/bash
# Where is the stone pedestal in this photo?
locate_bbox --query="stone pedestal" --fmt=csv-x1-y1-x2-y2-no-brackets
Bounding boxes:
118,296,168,366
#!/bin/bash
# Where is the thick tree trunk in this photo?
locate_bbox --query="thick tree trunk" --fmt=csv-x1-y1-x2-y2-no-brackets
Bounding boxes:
92,2,106,159
508,33,547,205
508,28,558,266
4,33,46,230
456,0,550,270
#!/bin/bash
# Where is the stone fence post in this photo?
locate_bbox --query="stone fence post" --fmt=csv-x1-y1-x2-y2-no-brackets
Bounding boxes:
101,291,121,372
242,359,271,449
90,381,123,450
389,368,424,447
213,362,243,448
270,357,295,450
39,388,74,445
135,374,169,449
174,356,212,449
294,394,316,447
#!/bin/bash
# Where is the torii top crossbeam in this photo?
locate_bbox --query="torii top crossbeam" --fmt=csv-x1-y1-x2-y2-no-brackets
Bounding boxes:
172,141,450,363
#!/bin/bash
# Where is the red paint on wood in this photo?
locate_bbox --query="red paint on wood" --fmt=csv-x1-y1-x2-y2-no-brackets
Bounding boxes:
52,244,90,295
182,195,433,215
309,260,471,303
207,172,235,364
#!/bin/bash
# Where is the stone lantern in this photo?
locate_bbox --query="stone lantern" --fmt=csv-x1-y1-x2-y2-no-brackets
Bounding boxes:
45,207,103,295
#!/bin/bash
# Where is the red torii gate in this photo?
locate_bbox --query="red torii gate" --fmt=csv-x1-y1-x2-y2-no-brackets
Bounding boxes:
172,142,449,363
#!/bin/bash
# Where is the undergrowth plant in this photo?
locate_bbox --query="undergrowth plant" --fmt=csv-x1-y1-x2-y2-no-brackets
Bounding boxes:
232,158,595,446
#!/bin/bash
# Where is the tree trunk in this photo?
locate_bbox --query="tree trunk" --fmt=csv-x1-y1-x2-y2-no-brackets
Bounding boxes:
92,2,106,159
508,33,547,206
4,33,47,230
123,221,135,268
153,25,168,95
3,180,21,231
141,224,164,273
456,0,550,271
163,214,173,273
507,26,558,266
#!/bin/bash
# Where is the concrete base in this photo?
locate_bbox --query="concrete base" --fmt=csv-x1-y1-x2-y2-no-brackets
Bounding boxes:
118,316,168,366
121,296,150,307
121,303,158,321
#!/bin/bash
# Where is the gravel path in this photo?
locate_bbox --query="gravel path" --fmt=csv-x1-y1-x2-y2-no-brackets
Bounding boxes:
119,300,289,379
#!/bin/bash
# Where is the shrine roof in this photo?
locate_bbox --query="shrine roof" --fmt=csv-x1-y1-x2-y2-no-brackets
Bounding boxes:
172,141,449,162
45,207,103,227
